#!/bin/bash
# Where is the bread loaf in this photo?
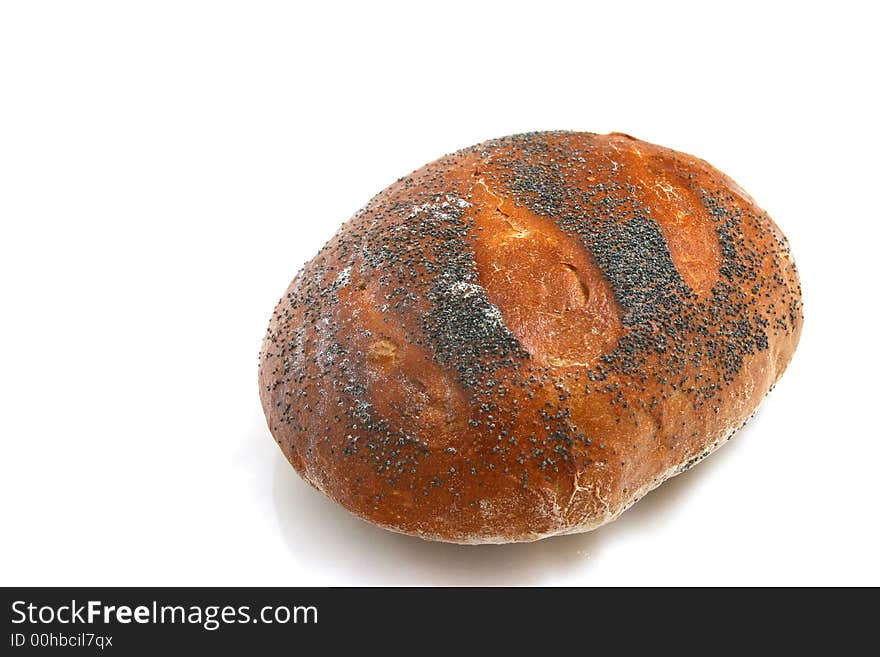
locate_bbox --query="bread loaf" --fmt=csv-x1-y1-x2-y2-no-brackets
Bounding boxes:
259,131,802,544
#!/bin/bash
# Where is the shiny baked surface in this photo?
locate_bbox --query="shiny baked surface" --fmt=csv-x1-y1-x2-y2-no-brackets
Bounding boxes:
260,132,802,543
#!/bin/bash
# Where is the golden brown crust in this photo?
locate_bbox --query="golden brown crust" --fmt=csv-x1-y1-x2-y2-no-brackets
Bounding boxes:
259,131,803,543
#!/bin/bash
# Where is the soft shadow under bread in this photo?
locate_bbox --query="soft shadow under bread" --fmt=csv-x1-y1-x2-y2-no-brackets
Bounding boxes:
269,406,762,585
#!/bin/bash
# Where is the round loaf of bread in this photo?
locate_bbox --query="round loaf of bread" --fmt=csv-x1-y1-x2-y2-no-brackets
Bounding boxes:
260,131,802,544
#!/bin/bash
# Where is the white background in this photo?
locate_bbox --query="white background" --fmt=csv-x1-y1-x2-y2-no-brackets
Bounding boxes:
2,1,878,586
